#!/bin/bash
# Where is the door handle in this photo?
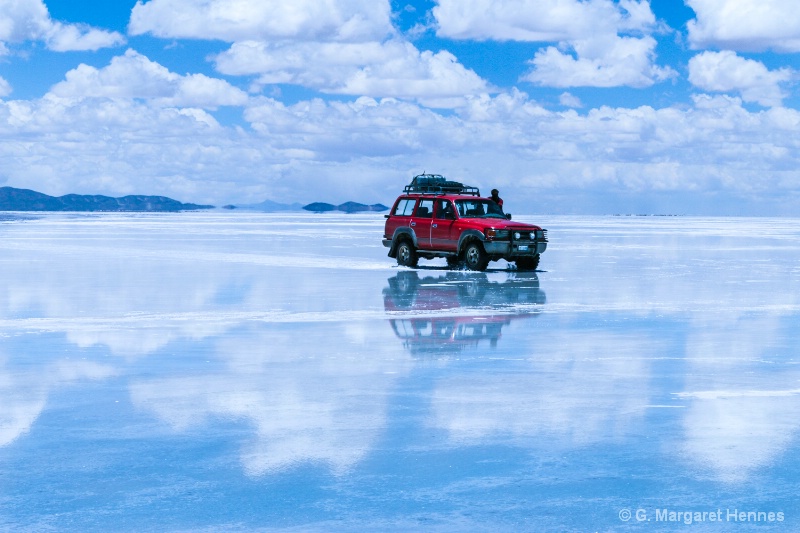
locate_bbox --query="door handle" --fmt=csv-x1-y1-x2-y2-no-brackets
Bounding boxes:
410,222,416,226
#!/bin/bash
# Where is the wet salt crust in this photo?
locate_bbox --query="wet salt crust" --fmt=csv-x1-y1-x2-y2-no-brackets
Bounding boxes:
0,212,798,531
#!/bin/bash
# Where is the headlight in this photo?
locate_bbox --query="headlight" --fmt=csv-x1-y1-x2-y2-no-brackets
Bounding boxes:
485,229,509,239
514,232,521,240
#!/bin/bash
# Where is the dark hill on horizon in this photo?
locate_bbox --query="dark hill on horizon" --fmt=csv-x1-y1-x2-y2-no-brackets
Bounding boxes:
303,201,389,213
0,187,214,212
236,199,304,212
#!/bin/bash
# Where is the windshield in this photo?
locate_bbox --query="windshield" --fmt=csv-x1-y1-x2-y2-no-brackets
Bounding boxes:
455,199,506,219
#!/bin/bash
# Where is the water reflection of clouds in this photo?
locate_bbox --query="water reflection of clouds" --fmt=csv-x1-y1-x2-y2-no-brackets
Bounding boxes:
677,313,800,483
130,324,411,477
430,330,654,446
1,214,800,487
0,345,116,446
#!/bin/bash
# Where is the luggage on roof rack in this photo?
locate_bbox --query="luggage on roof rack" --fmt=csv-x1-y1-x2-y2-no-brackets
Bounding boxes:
403,173,480,196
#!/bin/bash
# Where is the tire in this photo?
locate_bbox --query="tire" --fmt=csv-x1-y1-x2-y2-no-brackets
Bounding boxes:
457,276,487,305
515,255,540,271
387,271,419,308
463,242,488,271
396,240,418,267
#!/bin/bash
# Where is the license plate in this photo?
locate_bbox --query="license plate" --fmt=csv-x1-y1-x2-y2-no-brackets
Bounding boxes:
517,245,528,251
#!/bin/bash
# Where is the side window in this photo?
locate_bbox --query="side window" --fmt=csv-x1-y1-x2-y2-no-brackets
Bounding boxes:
435,199,454,219
393,198,416,216
415,199,434,218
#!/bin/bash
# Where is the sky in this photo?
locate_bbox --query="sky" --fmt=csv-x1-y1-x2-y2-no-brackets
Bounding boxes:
1,0,800,215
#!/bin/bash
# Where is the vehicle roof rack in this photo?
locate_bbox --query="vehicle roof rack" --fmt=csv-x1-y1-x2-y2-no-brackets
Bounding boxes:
403,173,481,196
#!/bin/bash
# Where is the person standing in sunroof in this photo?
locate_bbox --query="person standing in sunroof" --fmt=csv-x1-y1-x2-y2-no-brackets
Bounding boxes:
490,189,503,209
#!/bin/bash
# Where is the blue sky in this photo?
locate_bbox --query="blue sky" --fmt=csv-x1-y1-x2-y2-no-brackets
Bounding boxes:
1,0,800,214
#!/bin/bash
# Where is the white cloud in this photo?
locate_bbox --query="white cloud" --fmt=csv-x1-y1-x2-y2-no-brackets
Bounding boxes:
0,76,11,97
524,35,676,88
0,95,260,203
687,0,800,52
214,39,488,105
0,0,124,51
130,0,485,105
129,0,392,42
434,0,672,89
688,51,792,107
559,92,582,108
44,21,126,52
3,84,800,211
50,49,248,109
434,0,655,41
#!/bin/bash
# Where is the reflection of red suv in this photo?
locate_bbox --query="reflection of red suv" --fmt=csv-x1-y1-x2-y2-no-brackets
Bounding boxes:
383,271,545,356
383,174,548,271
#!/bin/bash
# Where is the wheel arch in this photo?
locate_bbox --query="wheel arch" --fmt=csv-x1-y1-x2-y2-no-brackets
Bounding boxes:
457,230,485,256
389,227,418,258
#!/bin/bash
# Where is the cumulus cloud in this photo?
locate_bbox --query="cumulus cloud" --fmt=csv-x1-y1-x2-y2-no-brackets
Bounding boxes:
434,0,655,41
0,0,124,51
0,95,263,202
0,76,11,98
130,0,485,105
688,51,792,107
242,91,800,201
3,84,800,211
50,49,248,109
434,0,672,88
129,0,392,42
524,35,676,88
214,39,487,105
687,0,800,52
559,92,582,108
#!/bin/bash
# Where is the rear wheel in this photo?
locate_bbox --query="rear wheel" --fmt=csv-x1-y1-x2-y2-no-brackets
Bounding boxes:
396,240,418,267
464,242,488,271
515,255,540,271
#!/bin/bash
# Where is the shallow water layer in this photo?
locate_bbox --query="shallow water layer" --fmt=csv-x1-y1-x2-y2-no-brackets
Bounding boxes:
1,212,799,531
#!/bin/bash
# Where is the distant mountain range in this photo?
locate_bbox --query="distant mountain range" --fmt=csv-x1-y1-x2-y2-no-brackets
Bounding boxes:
0,186,389,214
303,201,389,213
0,187,213,212
235,199,389,213
235,199,305,212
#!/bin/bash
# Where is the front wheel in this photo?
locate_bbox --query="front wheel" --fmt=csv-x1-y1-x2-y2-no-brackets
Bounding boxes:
463,242,488,271
396,241,418,267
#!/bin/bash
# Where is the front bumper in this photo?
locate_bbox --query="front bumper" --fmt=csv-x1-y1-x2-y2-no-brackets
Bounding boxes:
484,240,547,256
382,239,392,248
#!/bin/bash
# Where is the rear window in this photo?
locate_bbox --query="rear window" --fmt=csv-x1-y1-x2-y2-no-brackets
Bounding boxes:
393,198,416,216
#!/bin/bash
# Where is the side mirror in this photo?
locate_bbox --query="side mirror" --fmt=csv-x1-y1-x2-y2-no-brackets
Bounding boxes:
506,213,512,220
384,214,391,219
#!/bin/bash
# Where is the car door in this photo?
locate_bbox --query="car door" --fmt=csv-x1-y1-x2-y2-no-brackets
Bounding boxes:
411,198,435,249
431,199,458,251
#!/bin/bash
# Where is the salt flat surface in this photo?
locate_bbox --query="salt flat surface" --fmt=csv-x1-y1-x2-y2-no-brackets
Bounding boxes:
1,212,799,531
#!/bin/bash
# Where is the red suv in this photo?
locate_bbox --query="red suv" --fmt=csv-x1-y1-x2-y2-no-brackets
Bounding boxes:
383,174,548,271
